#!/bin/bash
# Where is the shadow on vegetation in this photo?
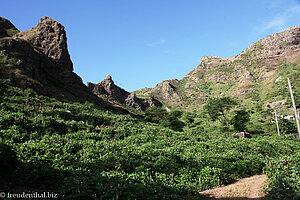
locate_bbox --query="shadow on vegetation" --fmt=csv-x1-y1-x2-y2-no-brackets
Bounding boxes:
0,143,201,199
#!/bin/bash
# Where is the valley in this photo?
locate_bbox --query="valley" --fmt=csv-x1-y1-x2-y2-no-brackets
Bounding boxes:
0,16,299,199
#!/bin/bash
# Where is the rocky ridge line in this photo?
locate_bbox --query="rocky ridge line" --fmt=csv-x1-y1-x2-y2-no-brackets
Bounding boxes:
135,26,300,108
88,75,162,110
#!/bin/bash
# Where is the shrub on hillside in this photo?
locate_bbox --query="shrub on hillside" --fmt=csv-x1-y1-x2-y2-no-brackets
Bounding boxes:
264,154,300,200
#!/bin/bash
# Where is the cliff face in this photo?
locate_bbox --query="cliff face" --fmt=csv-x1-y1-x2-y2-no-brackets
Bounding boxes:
0,16,103,104
14,17,73,72
134,26,300,110
87,75,162,110
0,16,163,112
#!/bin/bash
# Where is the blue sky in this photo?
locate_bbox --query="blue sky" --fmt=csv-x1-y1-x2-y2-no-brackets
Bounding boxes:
2,0,300,91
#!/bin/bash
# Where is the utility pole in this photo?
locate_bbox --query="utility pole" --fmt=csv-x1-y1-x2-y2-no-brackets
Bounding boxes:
287,78,300,139
275,109,280,136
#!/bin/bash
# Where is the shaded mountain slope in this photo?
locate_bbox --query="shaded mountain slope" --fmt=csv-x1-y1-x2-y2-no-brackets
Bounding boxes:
0,17,133,113
88,75,162,111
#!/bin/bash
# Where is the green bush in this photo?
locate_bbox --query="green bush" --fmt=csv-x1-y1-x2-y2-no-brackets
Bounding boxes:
0,141,19,177
264,154,300,200
0,85,300,199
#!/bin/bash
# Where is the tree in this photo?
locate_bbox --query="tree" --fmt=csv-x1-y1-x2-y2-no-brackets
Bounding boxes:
144,107,168,123
204,97,237,126
231,110,250,131
165,110,185,131
144,108,185,131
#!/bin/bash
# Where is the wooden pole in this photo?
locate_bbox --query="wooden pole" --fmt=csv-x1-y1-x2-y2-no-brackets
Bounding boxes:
275,109,280,136
287,78,300,139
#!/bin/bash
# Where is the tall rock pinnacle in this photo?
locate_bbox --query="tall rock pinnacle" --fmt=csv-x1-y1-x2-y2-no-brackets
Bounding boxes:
14,16,73,71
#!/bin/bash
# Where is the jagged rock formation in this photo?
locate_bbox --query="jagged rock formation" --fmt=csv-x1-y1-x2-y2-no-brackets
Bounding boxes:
88,75,129,102
14,17,73,72
1,16,298,113
157,80,180,100
87,75,162,110
241,26,300,58
134,26,300,109
0,16,103,105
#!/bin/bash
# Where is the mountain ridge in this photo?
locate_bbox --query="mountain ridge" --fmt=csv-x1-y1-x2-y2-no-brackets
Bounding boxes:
87,74,162,110
134,26,300,111
0,17,133,113
0,16,299,114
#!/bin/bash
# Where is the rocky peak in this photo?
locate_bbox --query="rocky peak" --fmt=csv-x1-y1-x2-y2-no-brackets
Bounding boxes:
0,17,19,38
88,75,162,110
155,80,180,100
242,26,300,58
88,75,128,101
199,56,220,63
0,16,105,105
14,16,73,71
104,74,112,81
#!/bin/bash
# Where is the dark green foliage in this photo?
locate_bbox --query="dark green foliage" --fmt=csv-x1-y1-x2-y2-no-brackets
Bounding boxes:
164,110,185,131
264,154,300,200
0,85,299,199
231,110,250,131
278,118,297,135
0,141,19,177
204,97,237,126
144,107,168,123
145,108,185,131
0,58,10,101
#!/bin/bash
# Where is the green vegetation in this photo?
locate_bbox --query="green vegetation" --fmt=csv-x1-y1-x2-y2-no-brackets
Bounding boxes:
0,28,19,37
0,51,299,199
145,107,185,131
204,97,237,126
264,153,300,200
6,28,20,37
0,83,299,199
231,110,250,131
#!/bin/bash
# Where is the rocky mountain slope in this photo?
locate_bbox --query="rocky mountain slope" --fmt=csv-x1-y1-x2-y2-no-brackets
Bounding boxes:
1,16,299,114
0,16,104,105
0,17,19,38
135,26,300,111
87,75,162,110
0,16,164,112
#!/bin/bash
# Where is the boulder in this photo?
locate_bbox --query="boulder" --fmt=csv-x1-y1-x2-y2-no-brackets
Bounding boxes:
231,132,252,138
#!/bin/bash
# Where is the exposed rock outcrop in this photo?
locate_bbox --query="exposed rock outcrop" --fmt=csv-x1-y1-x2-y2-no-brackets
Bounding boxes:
242,26,300,58
134,26,300,109
88,75,162,110
231,132,252,138
157,81,180,100
88,75,129,102
14,16,73,71
0,17,104,105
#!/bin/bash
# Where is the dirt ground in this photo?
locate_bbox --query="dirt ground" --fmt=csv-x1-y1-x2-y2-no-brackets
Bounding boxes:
199,174,267,200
